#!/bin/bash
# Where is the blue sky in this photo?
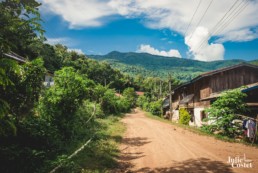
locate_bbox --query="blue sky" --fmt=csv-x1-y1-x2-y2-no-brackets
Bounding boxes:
40,0,258,61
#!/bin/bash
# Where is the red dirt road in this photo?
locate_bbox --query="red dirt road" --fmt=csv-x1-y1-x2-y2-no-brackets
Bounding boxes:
116,109,258,173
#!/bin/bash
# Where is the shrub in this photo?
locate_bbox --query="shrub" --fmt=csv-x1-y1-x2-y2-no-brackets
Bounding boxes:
149,100,162,116
179,108,191,125
204,88,248,137
122,87,137,107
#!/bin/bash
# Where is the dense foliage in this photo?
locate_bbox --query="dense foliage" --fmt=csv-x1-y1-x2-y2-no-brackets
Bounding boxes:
0,1,140,172
179,108,191,125
201,88,248,137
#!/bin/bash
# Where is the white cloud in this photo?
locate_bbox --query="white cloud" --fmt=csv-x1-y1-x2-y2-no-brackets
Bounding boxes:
45,37,84,55
185,27,224,61
138,44,181,58
68,48,84,55
40,0,258,37
216,28,258,43
40,0,258,60
40,0,115,28
45,37,70,45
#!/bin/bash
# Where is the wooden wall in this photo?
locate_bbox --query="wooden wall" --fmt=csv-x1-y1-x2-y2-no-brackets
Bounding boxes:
172,66,258,109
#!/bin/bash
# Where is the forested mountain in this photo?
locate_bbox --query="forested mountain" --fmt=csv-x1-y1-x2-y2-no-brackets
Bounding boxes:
250,59,258,66
89,51,247,82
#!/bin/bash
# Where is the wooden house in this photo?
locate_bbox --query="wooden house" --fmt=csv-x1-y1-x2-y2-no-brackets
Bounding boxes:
170,63,258,126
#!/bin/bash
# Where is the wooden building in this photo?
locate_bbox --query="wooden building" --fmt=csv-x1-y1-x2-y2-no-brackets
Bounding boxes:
170,63,258,126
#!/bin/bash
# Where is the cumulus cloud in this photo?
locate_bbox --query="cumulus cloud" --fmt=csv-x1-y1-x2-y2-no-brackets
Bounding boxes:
185,27,224,61
40,0,258,60
45,37,84,54
45,37,70,45
41,0,115,28
68,48,84,55
216,28,258,43
138,44,181,58
40,0,258,37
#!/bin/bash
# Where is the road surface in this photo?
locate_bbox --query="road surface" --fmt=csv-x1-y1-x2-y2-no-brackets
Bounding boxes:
115,109,258,173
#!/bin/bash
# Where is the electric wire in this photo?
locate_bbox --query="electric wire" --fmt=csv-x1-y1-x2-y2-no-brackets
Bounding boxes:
184,0,203,36
195,0,250,52
186,0,214,41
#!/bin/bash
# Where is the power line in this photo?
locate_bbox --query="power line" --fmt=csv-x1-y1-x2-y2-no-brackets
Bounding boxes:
184,0,203,36
195,0,250,52
209,0,241,36
213,0,249,36
195,0,243,51
186,0,214,41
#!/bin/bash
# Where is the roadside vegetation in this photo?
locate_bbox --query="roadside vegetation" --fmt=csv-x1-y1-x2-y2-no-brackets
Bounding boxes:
201,88,248,138
144,88,258,146
0,1,135,172
1,1,257,173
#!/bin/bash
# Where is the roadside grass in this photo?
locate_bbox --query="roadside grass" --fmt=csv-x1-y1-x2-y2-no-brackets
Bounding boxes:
145,111,258,148
55,115,126,173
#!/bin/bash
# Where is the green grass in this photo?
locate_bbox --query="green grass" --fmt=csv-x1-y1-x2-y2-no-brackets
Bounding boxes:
145,111,258,148
56,116,126,173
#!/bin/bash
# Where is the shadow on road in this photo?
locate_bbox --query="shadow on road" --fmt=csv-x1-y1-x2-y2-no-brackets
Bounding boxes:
122,137,151,147
115,158,233,173
114,137,151,171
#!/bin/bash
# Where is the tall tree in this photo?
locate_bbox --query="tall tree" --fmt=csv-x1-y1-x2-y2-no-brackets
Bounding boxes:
0,0,43,56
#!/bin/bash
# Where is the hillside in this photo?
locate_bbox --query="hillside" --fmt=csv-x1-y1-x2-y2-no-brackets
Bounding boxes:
250,60,258,66
89,51,245,82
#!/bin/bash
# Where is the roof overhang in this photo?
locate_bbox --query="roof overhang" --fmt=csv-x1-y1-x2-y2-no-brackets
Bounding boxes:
3,52,26,63
200,82,258,101
179,94,194,104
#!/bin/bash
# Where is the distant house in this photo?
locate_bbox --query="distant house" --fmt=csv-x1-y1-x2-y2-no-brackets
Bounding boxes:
165,63,258,126
2,52,55,87
115,93,122,97
43,72,54,87
135,91,144,96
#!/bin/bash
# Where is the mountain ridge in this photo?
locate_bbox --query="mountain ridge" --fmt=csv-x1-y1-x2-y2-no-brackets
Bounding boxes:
88,51,252,81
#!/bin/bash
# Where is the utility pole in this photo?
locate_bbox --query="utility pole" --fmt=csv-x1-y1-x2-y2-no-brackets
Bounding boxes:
169,74,173,120
159,80,162,99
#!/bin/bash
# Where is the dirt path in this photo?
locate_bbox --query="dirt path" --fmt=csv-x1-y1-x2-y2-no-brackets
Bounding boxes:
115,109,258,173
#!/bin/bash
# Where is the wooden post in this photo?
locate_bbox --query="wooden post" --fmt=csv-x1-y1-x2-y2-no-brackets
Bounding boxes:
159,80,162,99
252,114,258,145
169,75,172,120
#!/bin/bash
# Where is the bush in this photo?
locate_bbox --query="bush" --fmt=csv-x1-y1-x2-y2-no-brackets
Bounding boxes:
149,100,162,116
122,87,137,107
142,102,150,111
179,108,191,125
137,95,148,108
204,88,248,137
117,98,131,113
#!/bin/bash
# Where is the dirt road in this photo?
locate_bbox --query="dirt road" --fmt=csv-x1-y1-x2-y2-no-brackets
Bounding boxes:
116,109,258,173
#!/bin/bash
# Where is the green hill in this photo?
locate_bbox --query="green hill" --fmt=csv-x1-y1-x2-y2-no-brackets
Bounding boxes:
89,51,247,82
250,60,258,66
